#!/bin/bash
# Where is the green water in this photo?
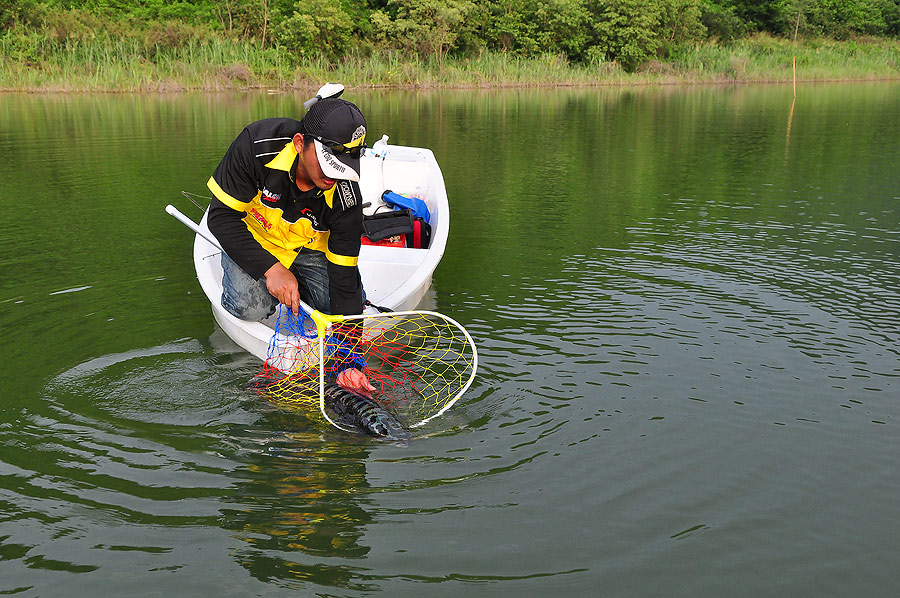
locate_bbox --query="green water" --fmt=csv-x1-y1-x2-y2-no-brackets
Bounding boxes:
1,83,899,596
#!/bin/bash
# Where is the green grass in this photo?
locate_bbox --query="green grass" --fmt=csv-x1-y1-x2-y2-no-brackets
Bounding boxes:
669,35,900,83
1,31,898,92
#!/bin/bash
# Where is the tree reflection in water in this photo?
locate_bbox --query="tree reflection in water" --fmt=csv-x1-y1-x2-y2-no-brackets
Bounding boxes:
221,410,378,590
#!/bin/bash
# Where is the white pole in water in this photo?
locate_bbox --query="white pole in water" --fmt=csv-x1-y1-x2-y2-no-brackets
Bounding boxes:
164,205,223,251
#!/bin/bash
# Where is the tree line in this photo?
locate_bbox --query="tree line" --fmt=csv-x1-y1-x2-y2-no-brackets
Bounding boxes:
3,0,899,71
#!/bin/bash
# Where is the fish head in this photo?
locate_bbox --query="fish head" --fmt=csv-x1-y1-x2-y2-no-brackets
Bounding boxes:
366,412,412,442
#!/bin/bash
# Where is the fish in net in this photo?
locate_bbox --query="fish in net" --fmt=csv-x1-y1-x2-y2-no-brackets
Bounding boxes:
247,304,478,430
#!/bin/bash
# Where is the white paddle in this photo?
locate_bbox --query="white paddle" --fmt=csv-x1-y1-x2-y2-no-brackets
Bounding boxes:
302,83,345,109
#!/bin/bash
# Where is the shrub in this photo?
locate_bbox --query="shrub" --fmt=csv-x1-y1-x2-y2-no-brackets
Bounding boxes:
275,0,352,59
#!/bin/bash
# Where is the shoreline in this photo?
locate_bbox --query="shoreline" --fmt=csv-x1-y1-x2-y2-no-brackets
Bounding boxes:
3,74,899,94
2,36,898,94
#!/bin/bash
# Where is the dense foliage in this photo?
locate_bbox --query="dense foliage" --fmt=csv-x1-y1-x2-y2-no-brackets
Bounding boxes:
2,0,898,72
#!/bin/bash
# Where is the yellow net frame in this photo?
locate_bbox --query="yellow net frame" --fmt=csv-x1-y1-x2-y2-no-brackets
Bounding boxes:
252,306,478,430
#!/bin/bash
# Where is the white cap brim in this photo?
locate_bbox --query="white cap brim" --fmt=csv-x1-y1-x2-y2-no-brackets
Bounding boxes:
313,139,360,182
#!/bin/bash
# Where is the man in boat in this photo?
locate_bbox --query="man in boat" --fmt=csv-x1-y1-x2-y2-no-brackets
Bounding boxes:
206,98,373,393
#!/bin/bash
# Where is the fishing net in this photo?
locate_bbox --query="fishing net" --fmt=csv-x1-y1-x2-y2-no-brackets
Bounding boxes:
249,304,478,428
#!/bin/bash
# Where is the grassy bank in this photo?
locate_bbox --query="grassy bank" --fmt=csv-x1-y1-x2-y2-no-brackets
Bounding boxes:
1,33,898,92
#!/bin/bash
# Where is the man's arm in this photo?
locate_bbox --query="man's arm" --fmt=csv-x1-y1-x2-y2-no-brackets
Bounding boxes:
206,197,279,280
206,127,303,314
325,182,365,316
326,182,372,393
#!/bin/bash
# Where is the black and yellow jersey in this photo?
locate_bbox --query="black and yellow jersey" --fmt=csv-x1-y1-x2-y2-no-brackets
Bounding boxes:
206,117,364,316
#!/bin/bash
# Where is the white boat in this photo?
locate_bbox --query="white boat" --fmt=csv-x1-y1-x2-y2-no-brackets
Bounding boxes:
189,142,449,366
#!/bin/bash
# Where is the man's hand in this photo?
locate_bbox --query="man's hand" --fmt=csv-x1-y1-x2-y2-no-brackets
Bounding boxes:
337,368,376,396
264,262,299,314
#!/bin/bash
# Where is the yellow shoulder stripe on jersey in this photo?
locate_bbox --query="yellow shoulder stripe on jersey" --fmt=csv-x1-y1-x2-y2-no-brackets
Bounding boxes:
208,176,255,212
264,142,298,172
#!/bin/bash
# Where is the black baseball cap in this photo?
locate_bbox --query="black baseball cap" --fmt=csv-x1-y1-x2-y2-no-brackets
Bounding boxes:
300,98,367,182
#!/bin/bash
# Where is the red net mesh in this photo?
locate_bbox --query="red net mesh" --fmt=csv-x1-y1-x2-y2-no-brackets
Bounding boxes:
248,305,477,427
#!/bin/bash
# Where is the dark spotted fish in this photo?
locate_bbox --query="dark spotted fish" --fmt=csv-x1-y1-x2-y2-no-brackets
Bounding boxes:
323,383,411,441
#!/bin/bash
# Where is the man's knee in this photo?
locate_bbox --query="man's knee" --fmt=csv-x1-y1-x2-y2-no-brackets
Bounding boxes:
221,254,277,321
221,294,275,321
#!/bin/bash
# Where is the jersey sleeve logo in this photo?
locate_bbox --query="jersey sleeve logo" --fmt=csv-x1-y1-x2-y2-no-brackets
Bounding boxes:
337,181,356,210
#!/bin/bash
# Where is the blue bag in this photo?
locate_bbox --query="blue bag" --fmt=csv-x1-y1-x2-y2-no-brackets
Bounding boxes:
382,190,431,224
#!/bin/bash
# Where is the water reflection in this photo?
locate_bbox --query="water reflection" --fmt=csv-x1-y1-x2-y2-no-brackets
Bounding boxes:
222,427,376,589
2,84,900,595
24,343,384,591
